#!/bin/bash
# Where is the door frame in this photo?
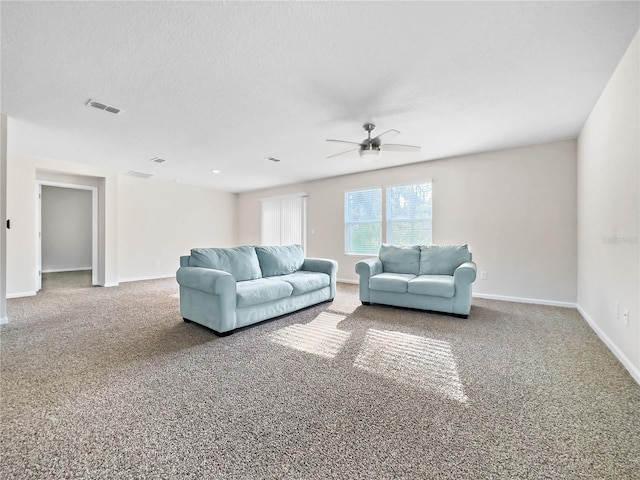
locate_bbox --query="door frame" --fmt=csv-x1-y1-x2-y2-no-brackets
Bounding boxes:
36,181,99,289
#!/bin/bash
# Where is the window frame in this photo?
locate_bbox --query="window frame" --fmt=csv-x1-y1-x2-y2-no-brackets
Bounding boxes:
344,180,432,256
344,187,382,256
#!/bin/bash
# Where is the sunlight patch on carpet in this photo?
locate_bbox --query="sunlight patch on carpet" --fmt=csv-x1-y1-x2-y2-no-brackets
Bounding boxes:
328,294,361,315
354,329,468,403
269,311,350,359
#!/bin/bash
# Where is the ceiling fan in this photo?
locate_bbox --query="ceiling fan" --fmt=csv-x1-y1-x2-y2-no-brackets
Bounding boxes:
326,123,421,158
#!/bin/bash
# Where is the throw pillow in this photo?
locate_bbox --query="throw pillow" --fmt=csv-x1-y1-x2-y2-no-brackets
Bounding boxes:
189,245,262,281
379,244,420,275
419,245,471,275
255,244,305,277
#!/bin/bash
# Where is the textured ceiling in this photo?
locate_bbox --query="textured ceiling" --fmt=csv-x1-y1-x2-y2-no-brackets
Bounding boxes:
1,1,639,192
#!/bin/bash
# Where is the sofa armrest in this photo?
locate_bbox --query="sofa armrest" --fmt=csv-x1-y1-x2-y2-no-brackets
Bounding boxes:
355,258,382,304
355,258,383,278
176,266,236,296
454,261,477,284
301,258,338,277
302,258,338,299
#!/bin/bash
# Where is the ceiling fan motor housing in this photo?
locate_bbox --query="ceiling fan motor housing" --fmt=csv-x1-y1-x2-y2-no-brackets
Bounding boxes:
361,142,380,152
362,123,381,150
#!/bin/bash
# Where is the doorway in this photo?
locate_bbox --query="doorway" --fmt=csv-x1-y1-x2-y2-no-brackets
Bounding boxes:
36,182,98,291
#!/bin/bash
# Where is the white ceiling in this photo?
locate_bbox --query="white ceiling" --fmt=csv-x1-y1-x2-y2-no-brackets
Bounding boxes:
1,1,639,193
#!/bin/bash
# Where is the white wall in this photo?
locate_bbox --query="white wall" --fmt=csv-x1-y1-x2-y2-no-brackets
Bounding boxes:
0,115,7,322
7,156,117,294
238,140,578,305
577,31,639,381
117,175,237,282
6,155,237,296
41,186,92,272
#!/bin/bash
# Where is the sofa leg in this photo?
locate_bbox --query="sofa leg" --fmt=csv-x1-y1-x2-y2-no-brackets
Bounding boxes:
183,317,192,323
212,329,234,337
453,313,469,319
361,301,370,305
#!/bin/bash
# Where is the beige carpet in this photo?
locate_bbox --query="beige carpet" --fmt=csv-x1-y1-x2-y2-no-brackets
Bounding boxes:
2,273,639,479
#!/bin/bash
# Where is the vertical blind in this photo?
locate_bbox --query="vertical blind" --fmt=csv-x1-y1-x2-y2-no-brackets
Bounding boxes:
261,194,308,248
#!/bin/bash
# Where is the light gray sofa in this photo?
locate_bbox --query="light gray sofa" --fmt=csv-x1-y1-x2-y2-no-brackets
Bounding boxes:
177,244,337,335
355,244,477,318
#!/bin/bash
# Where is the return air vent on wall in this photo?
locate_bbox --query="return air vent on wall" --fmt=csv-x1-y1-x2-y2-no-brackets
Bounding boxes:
126,171,154,179
86,99,124,115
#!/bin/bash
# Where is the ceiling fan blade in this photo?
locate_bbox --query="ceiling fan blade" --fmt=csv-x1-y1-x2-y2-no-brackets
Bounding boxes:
327,147,360,159
380,143,421,152
372,129,400,144
326,139,361,146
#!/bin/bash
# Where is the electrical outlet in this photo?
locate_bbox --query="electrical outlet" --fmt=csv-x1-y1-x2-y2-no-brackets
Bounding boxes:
623,310,629,326
480,271,487,280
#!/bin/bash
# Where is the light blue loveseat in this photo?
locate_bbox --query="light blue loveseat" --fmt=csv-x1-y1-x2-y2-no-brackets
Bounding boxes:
177,244,337,335
355,244,477,318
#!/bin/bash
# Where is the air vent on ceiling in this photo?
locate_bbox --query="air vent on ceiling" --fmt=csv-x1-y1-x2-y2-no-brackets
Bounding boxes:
150,157,166,164
266,156,281,163
126,171,154,178
86,99,124,115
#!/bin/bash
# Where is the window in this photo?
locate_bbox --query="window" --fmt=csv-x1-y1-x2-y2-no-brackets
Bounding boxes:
261,194,308,249
386,182,432,245
345,182,432,255
345,188,382,255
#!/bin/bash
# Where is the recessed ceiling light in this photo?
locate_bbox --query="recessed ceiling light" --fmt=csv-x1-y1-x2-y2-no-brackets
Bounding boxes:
211,169,221,174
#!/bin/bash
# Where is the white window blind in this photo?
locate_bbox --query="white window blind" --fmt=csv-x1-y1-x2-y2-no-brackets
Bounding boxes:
261,194,308,248
345,188,382,255
386,182,432,245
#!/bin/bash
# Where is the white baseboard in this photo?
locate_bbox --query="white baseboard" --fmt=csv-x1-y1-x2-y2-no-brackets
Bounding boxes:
118,274,175,284
102,282,119,288
0,316,8,325
577,305,640,386
473,292,576,308
7,291,37,299
341,281,577,308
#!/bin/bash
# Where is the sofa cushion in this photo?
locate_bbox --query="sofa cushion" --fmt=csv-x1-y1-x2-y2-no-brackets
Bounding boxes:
369,273,416,293
236,278,293,308
379,244,420,275
279,271,330,295
255,244,305,277
189,246,262,281
419,245,471,275
408,275,455,298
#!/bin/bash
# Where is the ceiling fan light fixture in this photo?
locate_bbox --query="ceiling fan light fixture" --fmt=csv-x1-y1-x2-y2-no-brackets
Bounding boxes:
359,146,380,158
